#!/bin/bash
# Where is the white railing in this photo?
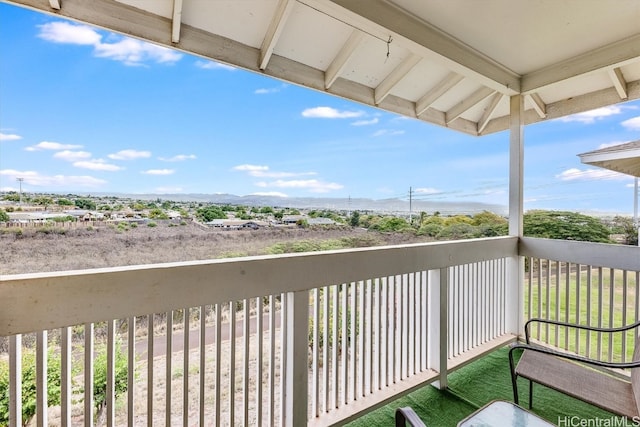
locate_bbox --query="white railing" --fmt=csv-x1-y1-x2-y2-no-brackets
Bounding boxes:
1,237,519,427
520,237,640,362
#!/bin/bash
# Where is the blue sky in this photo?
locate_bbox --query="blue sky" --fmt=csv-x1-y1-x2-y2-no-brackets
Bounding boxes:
1,3,639,215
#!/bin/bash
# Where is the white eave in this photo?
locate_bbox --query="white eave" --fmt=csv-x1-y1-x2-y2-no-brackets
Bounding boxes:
3,0,640,136
579,140,640,178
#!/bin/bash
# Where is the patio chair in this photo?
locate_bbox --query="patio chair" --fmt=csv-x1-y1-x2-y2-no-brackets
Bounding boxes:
395,407,427,427
508,317,640,419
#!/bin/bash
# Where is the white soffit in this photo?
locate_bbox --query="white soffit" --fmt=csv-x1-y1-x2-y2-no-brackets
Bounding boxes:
3,0,640,137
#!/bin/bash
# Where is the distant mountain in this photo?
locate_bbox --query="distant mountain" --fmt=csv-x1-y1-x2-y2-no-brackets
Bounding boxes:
85,192,508,216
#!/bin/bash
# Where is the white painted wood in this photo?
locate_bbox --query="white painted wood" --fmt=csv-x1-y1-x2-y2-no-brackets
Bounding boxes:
477,92,502,133
520,238,640,271
284,291,308,427
85,323,94,427
243,300,250,426
312,288,319,416
229,302,236,426
166,311,173,427
9,335,22,427
322,286,329,411
106,320,115,427
331,285,339,409
61,327,71,427
374,54,421,105
48,0,60,10
171,0,183,43
255,298,263,426
215,305,222,427
127,317,136,427
527,92,547,118
36,331,47,427
445,87,495,124
0,237,518,336
340,283,348,407
183,308,190,427
199,306,206,425
325,30,364,89
415,72,464,115
268,297,275,427
259,0,295,70
522,34,640,93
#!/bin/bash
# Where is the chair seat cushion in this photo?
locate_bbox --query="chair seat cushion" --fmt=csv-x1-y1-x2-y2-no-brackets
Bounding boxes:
516,349,639,418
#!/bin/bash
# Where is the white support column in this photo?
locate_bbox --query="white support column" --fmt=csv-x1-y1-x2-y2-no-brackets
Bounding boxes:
427,268,448,389
284,290,309,427
507,95,525,337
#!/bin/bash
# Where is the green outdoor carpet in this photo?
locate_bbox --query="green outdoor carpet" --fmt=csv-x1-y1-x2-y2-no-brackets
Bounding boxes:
347,346,619,427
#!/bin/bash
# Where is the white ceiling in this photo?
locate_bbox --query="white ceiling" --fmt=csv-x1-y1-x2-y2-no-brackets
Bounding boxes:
5,0,640,136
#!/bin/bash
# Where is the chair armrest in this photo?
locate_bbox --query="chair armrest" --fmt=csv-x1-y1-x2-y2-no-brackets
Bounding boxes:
395,407,427,427
509,343,640,370
524,318,640,343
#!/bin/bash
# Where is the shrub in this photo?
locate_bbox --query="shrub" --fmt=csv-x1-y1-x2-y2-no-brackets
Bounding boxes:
0,350,62,427
91,343,129,417
147,222,157,228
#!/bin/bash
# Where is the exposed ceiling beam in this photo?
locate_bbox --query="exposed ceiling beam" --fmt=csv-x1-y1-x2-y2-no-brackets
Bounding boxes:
522,33,640,93
259,0,295,70
374,53,421,105
325,30,364,89
171,0,183,44
477,93,503,134
415,72,464,116
527,93,546,119
327,0,520,94
445,87,495,125
608,67,628,100
48,0,60,9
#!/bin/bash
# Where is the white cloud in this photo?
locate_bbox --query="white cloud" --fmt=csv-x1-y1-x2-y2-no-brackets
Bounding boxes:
621,116,640,131
25,141,83,151
372,129,405,137
94,38,181,66
250,192,288,197
155,186,184,193
38,21,182,66
254,84,287,95
351,118,379,126
0,169,107,187
195,60,236,71
158,154,197,162
414,187,441,195
108,149,151,160
559,106,622,124
38,21,101,45
233,164,316,178
142,169,175,175
73,159,123,171
53,150,92,161
0,132,22,141
302,106,364,119
556,168,629,181
256,179,343,193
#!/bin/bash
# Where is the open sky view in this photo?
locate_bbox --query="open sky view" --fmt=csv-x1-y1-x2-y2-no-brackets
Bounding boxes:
1,3,639,215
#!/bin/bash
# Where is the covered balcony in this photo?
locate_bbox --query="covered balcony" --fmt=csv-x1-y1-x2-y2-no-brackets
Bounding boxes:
2,1,640,426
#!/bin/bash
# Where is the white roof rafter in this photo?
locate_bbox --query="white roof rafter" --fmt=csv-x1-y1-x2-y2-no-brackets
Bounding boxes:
374,53,421,105
445,87,495,125
608,68,628,100
259,0,295,70
325,30,364,89
48,0,59,9
477,92,503,134
171,0,183,44
527,93,546,119
415,72,464,116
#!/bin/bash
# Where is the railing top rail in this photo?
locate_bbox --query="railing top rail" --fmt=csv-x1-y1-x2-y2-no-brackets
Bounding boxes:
1,236,517,336
519,237,640,271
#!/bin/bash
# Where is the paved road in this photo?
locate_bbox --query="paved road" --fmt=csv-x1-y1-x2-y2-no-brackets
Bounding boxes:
134,312,282,358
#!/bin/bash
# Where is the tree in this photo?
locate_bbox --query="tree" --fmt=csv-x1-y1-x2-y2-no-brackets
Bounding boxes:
196,206,226,222
610,215,638,246
524,210,611,243
0,209,9,222
75,198,96,210
33,196,54,210
56,198,74,206
350,211,360,227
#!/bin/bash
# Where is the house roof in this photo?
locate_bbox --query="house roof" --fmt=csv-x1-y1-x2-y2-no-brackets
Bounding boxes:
578,140,640,178
5,0,640,137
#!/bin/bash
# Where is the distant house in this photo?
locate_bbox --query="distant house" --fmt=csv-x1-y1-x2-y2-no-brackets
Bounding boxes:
282,215,306,225
308,217,336,226
7,212,70,224
63,210,105,221
206,219,266,230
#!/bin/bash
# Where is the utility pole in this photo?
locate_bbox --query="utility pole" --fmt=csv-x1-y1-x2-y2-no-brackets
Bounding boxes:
409,186,413,223
17,177,24,205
